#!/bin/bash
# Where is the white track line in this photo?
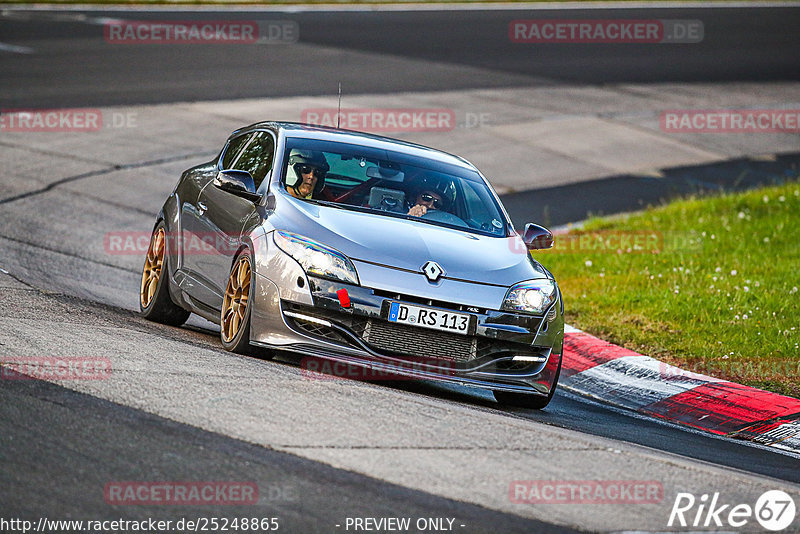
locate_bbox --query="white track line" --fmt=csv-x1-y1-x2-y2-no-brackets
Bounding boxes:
0,42,33,54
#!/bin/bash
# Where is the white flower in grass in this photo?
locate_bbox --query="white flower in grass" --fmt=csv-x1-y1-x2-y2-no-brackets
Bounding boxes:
730,269,737,276
743,314,748,319
763,195,769,203
738,211,746,219
764,237,770,243
779,195,785,202
791,287,798,294
715,267,722,273
743,286,749,292
585,260,592,267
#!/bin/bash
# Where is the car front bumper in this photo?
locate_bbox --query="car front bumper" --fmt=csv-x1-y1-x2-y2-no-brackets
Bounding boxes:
250,232,564,396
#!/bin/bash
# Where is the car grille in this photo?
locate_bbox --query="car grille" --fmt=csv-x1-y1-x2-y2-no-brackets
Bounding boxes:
361,319,476,362
287,315,351,346
282,302,541,365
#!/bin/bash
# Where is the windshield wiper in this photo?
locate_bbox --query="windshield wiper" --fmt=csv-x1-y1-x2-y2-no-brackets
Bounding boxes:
307,199,348,210
310,199,393,218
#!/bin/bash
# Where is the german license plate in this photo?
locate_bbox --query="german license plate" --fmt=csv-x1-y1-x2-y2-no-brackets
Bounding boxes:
387,302,470,335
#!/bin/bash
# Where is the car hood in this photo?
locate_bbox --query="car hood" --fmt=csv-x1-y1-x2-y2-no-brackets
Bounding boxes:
269,197,549,286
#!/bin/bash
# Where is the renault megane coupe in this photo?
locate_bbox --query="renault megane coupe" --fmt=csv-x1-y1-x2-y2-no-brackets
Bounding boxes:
139,122,564,408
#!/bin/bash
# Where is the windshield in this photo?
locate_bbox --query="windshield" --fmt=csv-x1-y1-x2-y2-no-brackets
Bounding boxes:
280,138,510,237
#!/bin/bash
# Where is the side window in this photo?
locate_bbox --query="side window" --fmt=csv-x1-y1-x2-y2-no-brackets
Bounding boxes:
221,133,252,170
231,131,275,189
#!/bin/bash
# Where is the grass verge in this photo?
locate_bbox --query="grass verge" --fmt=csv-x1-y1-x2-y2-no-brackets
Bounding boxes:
538,180,800,398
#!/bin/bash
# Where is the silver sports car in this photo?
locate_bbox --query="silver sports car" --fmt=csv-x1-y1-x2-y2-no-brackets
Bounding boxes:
140,122,564,408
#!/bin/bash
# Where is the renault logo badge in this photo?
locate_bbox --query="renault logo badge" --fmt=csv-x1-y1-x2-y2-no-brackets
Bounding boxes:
422,261,444,282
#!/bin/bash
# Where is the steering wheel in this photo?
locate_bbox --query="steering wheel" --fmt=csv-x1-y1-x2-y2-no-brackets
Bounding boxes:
421,209,467,227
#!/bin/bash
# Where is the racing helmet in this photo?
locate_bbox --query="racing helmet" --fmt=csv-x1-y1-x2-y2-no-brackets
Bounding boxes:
409,173,454,211
287,149,329,194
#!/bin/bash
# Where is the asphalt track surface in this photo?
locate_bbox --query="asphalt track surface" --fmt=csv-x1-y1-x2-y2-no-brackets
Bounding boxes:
1,5,800,533
0,6,799,108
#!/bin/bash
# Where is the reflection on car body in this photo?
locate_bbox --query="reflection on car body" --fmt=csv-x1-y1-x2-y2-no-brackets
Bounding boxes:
139,122,564,409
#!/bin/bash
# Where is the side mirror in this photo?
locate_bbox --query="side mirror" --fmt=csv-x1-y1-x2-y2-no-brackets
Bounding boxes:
522,223,554,250
213,170,260,202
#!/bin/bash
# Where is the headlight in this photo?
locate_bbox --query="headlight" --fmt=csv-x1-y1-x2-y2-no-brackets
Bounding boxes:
274,230,359,285
502,279,556,315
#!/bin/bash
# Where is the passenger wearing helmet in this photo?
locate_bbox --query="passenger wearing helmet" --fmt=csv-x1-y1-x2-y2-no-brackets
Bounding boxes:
286,149,329,199
406,174,452,218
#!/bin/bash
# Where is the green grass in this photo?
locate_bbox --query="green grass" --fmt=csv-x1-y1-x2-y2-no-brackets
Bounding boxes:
538,180,800,398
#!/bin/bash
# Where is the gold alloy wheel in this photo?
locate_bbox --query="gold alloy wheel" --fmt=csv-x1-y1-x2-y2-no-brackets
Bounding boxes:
221,255,251,343
140,227,165,309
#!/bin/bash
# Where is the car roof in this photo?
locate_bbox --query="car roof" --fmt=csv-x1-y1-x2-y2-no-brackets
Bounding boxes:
235,121,476,171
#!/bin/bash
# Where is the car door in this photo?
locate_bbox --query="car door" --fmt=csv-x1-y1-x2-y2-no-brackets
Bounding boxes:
187,130,275,310
179,132,252,307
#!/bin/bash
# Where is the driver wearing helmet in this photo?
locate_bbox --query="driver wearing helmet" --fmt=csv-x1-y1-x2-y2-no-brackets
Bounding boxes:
286,149,329,199
407,175,451,218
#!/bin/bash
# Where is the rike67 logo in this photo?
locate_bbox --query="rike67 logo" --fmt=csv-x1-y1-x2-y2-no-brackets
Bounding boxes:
669,490,796,531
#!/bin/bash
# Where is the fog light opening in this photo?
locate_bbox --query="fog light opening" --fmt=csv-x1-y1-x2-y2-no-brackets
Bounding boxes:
511,354,547,363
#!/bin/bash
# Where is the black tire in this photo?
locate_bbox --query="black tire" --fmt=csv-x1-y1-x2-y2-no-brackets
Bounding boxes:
139,222,190,326
220,249,255,354
493,357,562,410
